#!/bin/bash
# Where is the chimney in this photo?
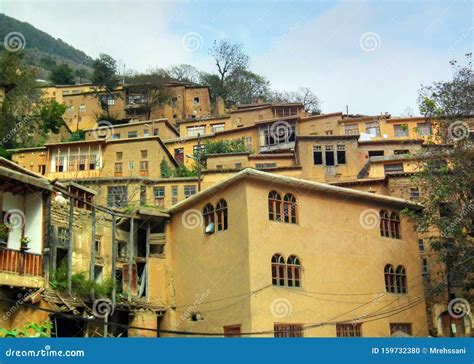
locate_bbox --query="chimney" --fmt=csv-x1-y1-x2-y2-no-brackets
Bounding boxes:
216,96,225,115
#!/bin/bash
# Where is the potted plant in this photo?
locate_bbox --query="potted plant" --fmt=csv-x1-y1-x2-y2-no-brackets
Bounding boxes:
20,237,31,252
0,223,9,249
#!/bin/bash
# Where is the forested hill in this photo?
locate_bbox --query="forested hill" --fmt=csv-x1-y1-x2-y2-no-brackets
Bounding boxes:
0,13,93,78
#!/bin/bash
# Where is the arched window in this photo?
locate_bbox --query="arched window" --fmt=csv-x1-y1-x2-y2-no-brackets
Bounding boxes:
203,203,214,227
271,254,286,287
380,210,390,237
384,264,396,293
395,265,407,293
283,194,298,224
287,255,302,288
216,199,228,231
389,212,401,239
268,191,282,222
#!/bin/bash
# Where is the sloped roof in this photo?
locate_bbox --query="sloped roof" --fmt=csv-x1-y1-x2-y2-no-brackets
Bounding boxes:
167,168,423,213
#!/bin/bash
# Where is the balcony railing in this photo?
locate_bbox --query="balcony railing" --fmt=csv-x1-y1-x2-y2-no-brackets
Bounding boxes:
0,249,43,276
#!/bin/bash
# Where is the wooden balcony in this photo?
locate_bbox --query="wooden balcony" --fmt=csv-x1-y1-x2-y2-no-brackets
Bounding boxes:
0,249,43,276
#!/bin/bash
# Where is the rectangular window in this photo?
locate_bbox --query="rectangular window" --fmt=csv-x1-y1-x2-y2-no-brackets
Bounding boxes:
128,131,138,138
216,164,223,170
94,238,102,257
68,156,77,171
245,137,252,150
114,162,123,176
140,186,146,206
394,149,409,155
336,145,346,164
172,186,178,205
325,145,335,166
107,96,115,106
38,165,46,175
116,152,123,161
410,187,420,199
174,148,184,164
154,187,165,207
235,163,242,169
313,145,323,165
193,97,200,105
153,128,159,136
344,124,359,135
140,161,149,176
184,185,196,198
144,129,150,137
368,150,384,157
211,123,225,133
417,122,432,136
79,155,86,171
255,163,277,169
187,125,205,137
171,97,178,107
141,150,148,159
336,324,362,337
107,186,128,208
112,133,121,140
274,323,303,338
384,163,404,175
366,121,381,136
418,239,425,253
394,124,409,137
79,104,86,113
389,323,412,336
57,227,68,248
128,161,135,170
325,130,333,135
94,265,103,283
422,258,429,275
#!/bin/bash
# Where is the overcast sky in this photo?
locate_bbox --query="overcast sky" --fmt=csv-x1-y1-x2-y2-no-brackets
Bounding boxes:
1,0,472,115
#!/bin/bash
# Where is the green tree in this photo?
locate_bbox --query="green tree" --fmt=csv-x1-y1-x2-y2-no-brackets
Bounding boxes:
405,54,473,298
35,99,67,134
49,63,75,85
225,69,271,105
92,54,119,120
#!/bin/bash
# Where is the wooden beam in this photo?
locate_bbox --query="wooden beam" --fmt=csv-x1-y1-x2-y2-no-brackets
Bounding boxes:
128,217,134,303
67,196,74,295
89,206,96,288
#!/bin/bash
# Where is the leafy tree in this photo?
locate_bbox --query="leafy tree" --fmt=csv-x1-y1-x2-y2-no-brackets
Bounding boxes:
92,54,120,119
39,55,57,71
34,99,67,134
202,138,249,155
0,321,52,338
199,72,225,104
125,71,173,120
160,159,175,178
404,54,473,297
67,130,86,142
225,69,271,105
167,64,201,83
74,68,89,83
49,63,75,85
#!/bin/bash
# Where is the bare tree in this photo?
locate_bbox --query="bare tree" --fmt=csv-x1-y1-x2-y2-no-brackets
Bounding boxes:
167,64,201,84
209,40,249,83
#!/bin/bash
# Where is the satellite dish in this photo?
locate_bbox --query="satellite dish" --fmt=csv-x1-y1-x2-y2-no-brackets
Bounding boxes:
205,222,215,234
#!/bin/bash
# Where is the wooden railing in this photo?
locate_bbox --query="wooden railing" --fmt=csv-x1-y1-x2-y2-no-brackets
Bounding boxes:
0,249,43,276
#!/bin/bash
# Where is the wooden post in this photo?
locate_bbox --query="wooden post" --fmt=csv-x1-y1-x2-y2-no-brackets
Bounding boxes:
89,207,96,289
43,191,52,285
111,215,117,307
67,196,74,295
128,217,134,303
145,222,150,301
